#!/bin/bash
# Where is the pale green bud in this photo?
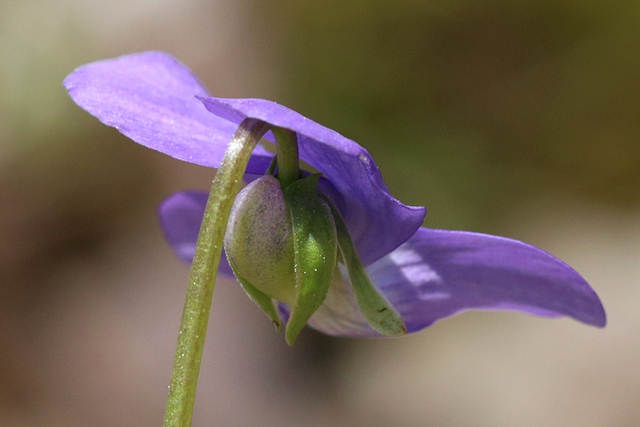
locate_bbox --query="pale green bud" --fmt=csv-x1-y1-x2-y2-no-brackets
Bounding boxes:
224,175,296,304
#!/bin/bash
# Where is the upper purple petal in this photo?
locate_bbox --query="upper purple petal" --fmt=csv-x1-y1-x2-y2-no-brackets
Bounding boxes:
64,52,425,264
307,227,606,337
199,97,426,264
63,51,272,173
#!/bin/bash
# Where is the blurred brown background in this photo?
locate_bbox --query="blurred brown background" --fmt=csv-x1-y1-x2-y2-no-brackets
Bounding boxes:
1,0,638,426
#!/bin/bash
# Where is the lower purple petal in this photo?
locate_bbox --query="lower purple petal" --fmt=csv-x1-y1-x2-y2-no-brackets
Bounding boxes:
375,228,606,333
306,228,605,337
305,269,377,337
159,191,606,337
158,191,233,276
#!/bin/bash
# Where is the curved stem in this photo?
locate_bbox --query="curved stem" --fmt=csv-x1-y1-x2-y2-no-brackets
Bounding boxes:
163,118,270,427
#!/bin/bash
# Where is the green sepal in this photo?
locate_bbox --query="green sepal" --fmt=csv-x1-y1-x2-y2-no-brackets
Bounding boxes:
227,257,283,331
283,174,338,345
323,196,407,336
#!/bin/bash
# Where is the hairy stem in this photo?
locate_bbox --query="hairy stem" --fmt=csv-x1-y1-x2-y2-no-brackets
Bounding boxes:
163,118,270,427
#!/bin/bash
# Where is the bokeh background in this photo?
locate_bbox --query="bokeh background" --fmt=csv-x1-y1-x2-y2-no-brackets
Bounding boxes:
1,0,638,426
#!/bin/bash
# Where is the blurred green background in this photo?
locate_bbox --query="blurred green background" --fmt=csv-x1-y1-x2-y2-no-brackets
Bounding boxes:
1,1,638,426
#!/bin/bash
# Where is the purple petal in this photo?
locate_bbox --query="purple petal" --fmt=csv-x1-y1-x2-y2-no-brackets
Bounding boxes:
304,271,376,337
199,97,426,264
307,228,606,337
63,51,272,173
158,191,233,276
64,52,424,262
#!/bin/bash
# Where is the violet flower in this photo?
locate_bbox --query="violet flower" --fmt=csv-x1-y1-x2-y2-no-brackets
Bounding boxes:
64,51,606,340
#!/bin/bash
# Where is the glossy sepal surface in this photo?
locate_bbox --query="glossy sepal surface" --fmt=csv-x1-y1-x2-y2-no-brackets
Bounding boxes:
282,175,337,345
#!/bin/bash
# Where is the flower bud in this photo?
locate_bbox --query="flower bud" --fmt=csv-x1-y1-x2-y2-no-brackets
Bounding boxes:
224,175,296,304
